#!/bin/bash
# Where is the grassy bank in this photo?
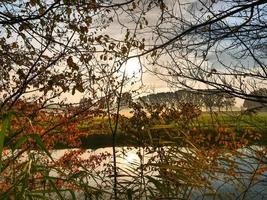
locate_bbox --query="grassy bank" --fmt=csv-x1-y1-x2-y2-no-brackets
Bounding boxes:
52,112,267,149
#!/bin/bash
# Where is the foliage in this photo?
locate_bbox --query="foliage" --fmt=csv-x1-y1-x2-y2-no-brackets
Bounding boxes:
1,99,267,199
1,0,267,199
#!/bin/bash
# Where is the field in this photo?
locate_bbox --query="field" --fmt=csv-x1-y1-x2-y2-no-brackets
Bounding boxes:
197,112,267,129
74,111,267,149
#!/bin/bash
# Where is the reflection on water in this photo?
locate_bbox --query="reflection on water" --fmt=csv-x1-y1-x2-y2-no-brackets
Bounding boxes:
122,151,139,164
48,146,267,199
3,146,267,199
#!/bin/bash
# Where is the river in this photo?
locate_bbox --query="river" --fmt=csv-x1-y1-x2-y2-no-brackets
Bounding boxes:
48,146,267,199
2,146,267,199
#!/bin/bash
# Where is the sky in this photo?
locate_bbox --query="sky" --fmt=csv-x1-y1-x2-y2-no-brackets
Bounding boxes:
65,0,248,107
1,0,258,109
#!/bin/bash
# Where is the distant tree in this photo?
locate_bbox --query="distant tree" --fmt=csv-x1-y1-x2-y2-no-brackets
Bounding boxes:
139,92,174,106
223,94,236,111
202,93,217,112
174,90,203,108
79,97,92,109
139,89,235,112
202,90,235,112
243,88,267,112
139,90,204,109
120,92,132,108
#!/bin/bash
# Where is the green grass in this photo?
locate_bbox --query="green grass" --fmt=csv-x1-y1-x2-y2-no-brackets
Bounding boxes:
196,112,267,128
73,112,267,149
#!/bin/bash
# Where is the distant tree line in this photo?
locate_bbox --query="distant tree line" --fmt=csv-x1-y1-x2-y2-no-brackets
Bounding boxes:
138,89,236,112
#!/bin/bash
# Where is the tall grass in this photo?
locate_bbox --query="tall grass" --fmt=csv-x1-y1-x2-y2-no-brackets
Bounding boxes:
1,103,267,199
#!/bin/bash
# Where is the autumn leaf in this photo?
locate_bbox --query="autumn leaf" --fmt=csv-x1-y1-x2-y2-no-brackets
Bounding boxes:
121,46,128,55
67,56,79,71
151,50,157,57
139,42,145,50
76,83,84,93
19,23,28,31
